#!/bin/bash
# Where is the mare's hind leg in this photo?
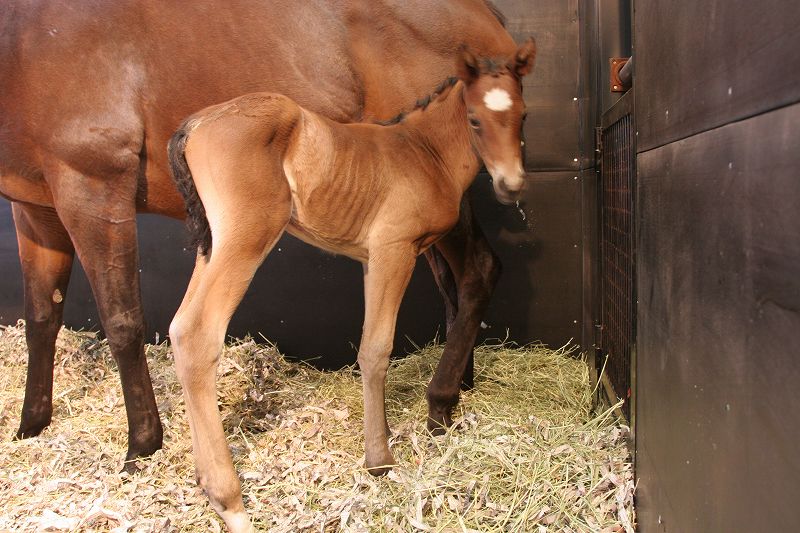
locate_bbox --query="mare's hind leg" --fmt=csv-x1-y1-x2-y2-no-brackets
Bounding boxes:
47,163,162,469
426,198,501,433
360,244,417,474
423,247,475,390
12,203,75,439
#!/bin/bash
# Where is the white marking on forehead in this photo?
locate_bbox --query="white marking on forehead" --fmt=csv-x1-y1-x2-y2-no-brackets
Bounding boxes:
483,88,512,112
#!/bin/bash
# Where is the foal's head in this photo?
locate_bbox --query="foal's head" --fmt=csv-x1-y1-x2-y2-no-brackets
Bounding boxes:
457,38,536,204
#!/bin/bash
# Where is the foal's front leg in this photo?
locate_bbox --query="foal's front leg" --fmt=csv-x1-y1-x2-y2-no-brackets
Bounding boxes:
359,245,416,474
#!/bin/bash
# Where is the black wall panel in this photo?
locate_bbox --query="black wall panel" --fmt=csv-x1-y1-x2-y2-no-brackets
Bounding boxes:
0,201,22,325
636,0,800,152
504,0,583,171
472,171,584,347
636,103,800,532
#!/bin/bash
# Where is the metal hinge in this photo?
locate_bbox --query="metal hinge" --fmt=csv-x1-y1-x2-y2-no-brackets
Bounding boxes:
595,127,603,155
594,322,603,348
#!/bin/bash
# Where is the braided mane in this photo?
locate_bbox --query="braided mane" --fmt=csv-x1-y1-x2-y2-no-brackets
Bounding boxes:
375,77,459,126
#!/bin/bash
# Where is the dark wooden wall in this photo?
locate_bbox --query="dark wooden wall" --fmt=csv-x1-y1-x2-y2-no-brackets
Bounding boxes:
0,1,589,367
633,1,800,530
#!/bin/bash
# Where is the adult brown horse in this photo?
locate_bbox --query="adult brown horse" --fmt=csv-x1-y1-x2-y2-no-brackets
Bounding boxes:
168,41,535,531
0,0,520,469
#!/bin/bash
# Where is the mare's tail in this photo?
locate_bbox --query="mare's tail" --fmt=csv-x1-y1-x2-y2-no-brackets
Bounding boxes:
168,123,212,255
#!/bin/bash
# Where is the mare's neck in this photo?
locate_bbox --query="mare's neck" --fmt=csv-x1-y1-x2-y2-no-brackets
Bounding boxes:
401,82,481,192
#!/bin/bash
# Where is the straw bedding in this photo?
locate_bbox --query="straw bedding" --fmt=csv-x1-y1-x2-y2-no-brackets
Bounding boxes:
0,321,634,532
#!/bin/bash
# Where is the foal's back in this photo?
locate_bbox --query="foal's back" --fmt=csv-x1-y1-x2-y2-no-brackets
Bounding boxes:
183,90,461,261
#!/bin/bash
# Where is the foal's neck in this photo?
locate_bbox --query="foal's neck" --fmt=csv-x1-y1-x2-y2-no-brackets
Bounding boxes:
401,82,480,191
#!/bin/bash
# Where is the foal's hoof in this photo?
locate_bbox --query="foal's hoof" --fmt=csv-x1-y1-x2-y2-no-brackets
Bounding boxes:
365,451,396,476
366,464,392,477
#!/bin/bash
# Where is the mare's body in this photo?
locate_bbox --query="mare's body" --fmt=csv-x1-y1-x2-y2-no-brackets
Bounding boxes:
168,42,535,532
0,0,518,466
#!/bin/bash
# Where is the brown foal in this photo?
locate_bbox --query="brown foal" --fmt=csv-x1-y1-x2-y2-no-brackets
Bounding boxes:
168,40,535,531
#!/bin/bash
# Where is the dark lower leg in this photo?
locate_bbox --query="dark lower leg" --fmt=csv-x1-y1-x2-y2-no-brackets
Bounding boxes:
424,247,476,391
426,278,488,433
12,203,74,439
103,310,164,469
53,203,163,467
426,200,501,433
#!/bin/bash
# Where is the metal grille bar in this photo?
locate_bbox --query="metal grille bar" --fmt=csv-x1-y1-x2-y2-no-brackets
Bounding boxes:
599,98,636,421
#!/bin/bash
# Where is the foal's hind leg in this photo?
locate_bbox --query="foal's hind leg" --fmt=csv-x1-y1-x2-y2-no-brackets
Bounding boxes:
12,203,75,439
171,237,289,533
170,172,292,533
170,248,269,533
426,199,501,433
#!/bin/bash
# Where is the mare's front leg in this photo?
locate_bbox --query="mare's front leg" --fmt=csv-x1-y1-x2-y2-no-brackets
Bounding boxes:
426,198,501,433
12,203,75,439
47,162,163,468
360,245,416,474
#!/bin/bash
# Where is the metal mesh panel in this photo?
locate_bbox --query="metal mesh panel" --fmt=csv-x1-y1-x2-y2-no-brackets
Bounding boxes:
600,112,636,419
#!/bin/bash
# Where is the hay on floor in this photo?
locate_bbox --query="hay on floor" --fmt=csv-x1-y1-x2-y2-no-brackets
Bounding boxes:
0,321,634,532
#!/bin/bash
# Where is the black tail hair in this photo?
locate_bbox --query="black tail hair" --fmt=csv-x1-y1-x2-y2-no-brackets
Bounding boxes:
168,122,212,255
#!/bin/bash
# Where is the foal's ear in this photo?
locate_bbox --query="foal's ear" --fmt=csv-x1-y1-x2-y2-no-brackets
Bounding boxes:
510,37,537,78
456,44,480,83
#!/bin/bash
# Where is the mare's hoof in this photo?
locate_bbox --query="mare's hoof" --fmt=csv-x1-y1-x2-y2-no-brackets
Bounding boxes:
120,440,162,474
14,422,49,440
426,409,454,436
120,459,143,475
427,422,448,437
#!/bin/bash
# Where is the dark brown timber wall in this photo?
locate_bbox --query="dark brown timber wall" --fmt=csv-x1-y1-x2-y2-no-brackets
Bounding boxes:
0,1,588,367
634,1,800,530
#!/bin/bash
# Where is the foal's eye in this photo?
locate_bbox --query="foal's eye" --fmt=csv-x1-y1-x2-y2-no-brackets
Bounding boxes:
469,117,481,129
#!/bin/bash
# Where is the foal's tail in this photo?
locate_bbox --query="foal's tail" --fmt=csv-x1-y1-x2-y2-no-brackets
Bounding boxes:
168,122,212,255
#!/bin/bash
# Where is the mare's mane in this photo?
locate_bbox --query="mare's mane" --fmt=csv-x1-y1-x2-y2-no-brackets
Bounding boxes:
374,55,513,127
375,77,459,127
370,2,508,127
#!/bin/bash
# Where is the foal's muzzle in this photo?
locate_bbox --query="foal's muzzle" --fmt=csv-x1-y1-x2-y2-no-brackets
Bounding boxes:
490,169,527,205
